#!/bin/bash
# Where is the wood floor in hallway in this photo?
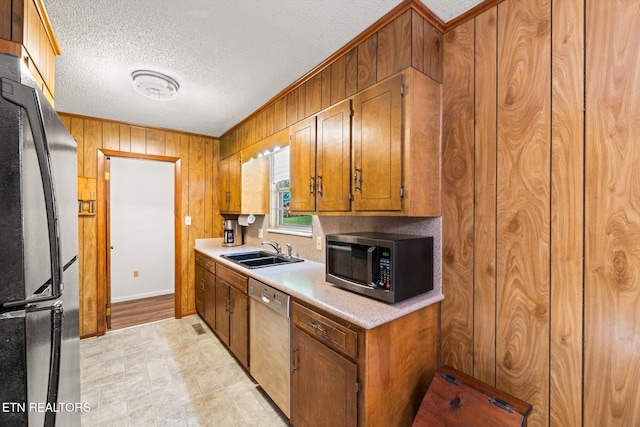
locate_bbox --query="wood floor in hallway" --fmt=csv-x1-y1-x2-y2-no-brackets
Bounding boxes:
110,294,175,330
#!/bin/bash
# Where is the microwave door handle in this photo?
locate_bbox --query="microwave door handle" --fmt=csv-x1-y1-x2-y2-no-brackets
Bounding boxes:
1,78,62,298
367,246,377,286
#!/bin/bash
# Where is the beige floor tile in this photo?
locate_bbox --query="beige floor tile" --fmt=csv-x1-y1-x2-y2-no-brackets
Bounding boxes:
81,315,289,426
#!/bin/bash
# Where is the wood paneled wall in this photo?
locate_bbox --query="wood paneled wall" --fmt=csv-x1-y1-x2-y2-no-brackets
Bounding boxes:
59,113,220,338
220,7,443,158
441,0,640,425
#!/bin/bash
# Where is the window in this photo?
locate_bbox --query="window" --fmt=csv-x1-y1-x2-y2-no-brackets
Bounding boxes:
270,147,312,234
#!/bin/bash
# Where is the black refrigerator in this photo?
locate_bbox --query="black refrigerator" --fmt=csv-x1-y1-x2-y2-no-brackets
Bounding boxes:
0,54,80,426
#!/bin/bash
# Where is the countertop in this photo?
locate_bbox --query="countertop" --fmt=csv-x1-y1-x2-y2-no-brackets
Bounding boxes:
194,239,443,330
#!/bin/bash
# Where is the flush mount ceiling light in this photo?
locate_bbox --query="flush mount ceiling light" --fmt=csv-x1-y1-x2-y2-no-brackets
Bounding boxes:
131,70,180,101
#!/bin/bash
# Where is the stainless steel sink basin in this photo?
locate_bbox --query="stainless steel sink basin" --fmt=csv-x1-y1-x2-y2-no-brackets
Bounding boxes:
221,251,304,269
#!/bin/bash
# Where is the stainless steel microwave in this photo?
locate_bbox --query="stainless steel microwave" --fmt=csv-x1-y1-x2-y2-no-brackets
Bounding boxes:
325,232,433,304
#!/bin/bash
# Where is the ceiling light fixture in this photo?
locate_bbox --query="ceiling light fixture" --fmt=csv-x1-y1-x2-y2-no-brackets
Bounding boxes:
131,70,180,101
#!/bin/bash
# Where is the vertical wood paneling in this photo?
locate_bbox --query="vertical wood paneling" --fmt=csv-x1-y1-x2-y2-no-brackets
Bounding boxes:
441,20,475,375
585,0,640,425
146,128,165,155
82,119,101,336
265,104,275,137
130,126,145,153
165,132,181,157
320,67,331,110
180,135,191,316
204,138,215,238
274,97,287,131
330,55,346,104
411,10,425,73
119,125,131,152
496,1,551,425
423,21,444,83
550,0,584,425
473,7,497,386
255,110,266,141
286,89,298,127
305,74,322,117
345,48,358,97
357,34,377,91
102,122,119,151
376,10,411,82
187,136,205,315
297,85,305,120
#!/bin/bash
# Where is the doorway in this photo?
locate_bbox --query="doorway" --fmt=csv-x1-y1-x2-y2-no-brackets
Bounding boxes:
109,157,174,329
96,150,182,335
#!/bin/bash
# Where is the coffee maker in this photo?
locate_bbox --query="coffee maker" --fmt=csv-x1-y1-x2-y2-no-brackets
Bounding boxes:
222,219,242,246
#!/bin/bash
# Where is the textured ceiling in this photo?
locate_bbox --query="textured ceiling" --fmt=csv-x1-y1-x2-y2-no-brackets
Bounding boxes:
43,0,483,137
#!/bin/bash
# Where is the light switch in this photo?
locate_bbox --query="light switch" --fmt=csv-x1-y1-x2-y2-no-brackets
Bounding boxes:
316,236,322,250
258,228,264,238
185,216,191,225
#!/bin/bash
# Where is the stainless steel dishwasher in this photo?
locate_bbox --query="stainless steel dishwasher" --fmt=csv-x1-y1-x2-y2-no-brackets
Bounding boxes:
248,278,290,417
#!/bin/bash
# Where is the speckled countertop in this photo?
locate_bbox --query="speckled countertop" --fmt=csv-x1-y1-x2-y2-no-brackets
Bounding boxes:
195,238,443,330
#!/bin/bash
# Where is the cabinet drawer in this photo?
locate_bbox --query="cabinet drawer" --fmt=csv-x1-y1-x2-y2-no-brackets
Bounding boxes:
195,254,215,273
216,263,247,293
292,302,357,359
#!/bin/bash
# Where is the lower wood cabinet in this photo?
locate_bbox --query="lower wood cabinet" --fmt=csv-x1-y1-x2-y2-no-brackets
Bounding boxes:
195,254,215,329
194,252,248,369
290,300,440,427
291,325,358,427
214,263,249,369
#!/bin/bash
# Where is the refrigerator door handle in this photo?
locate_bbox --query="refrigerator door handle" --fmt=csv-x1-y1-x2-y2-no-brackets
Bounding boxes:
1,78,63,299
44,303,64,427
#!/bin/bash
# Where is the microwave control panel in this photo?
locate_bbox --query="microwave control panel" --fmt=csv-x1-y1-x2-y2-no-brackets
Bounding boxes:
378,249,391,290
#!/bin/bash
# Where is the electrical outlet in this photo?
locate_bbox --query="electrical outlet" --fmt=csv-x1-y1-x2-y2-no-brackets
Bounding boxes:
133,270,139,278
258,228,264,238
316,236,322,250
185,216,191,226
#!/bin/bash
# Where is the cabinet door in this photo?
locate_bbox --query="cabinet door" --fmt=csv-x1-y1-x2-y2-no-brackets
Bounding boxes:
291,328,357,427
352,74,403,211
228,152,242,213
316,100,352,212
228,287,248,368
290,116,317,212
214,279,230,345
203,270,216,329
219,157,230,212
194,264,205,317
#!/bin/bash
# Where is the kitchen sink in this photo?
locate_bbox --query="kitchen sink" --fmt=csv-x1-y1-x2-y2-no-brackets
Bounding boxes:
221,251,304,269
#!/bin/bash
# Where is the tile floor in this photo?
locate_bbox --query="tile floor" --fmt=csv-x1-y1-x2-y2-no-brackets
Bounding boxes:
80,315,290,426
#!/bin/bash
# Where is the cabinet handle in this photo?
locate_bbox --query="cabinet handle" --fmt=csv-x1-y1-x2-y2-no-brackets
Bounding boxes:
354,168,361,191
316,175,322,196
228,297,233,314
309,321,329,339
309,176,315,195
292,348,299,373
201,279,205,291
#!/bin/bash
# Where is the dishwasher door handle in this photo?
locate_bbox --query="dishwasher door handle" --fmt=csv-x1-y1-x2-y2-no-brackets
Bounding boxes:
261,294,271,304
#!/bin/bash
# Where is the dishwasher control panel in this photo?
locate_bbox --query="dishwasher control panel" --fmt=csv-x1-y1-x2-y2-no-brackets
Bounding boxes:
248,278,290,318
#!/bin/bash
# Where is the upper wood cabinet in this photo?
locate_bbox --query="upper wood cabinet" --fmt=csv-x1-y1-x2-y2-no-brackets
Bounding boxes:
316,101,352,212
219,152,241,214
0,0,59,104
352,74,403,212
289,116,317,212
352,69,441,216
290,100,352,213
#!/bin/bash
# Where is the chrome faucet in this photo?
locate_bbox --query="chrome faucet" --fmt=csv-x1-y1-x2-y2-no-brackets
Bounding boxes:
261,241,282,256
286,243,292,258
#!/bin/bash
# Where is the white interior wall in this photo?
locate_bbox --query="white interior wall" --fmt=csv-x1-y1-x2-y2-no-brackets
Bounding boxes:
110,157,175,302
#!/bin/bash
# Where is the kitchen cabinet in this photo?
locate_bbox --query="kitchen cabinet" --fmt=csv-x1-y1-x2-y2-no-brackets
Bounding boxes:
213,262,248,368
194,254,216,328
291,325,358,427
219,152,241,214
290,299,439,427
290,100,352,213
352,69,441,216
